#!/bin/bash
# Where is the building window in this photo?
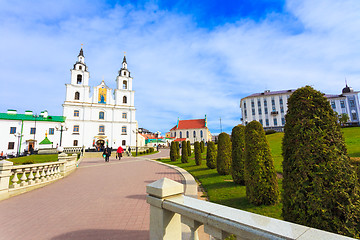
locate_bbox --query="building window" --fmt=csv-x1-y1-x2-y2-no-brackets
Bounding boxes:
257,100,261,107
200,130,203,138
77,74,82,84
272,106,276,112
252,109,255,115
280,107,284,113
259,119,263,125
193,131,196,138
75,92,80,100
265,119,269,126
352,112,357,120
74,110,79,117
264,99,267,107
8,142,15,150
272,99,275,106
73,140,78,146
122,112,127,119
349,100,355,107
274,118,278,126
99,111,105,120
79,66,82,70
122,126,127,135
123,96,127,104
122,140,126,146
30,128,36,134
10,127,16,134
243,102,246,109
49,128,54,135
265,108,268,114
123,81,127,89
258,108,262,115
180,132,182,138
244,110,247,117
331,101,336,109
186,131,189,138
340,101,345,108
279,98,283,105
73,125,79,133
99,125,105,134
174,132,176,137
281,118,285,125
251,101,255,108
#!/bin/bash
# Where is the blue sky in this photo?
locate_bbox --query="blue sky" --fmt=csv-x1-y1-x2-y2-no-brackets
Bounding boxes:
1,0,360,135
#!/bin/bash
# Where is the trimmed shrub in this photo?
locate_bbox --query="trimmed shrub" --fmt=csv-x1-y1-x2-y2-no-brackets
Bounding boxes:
181,140,188,163
187,141,191,156
206,141,217,169
216,133,232,175
146,149,149,154
170,141,177,161
175,141,180,159
194,141,202,165
244,121,279,205
149,147,154,153
282,86,360,238
200,141,205,153
231,125,246,185
265,129,276,135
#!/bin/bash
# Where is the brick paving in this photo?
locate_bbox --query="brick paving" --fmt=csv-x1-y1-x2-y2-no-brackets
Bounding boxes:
0,149,184,240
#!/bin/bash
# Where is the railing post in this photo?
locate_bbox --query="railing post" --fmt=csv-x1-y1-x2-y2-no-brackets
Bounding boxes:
0,160,13,200
146,178,184,240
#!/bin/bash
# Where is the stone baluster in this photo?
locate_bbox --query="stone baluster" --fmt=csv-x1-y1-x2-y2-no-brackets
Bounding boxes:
204,225,231,240
11,169,20,189
146,178,183,240
40,167,46,181
28,167,35,185
46,167,51,180
20,168,28,187
35,167,41,183
0,160,13,200
182,216,202,240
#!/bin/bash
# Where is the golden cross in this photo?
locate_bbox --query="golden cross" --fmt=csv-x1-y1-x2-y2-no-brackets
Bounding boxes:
81,43,83,49
124,51,126,56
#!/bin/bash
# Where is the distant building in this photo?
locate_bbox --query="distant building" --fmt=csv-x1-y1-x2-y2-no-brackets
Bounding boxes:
240,84,360,131
169,116,212,144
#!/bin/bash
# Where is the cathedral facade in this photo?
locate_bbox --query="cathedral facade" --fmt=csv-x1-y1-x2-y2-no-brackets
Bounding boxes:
62,48,137,149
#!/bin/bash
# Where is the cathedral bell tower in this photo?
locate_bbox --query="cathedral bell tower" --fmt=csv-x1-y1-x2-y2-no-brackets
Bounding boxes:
115,55,134,106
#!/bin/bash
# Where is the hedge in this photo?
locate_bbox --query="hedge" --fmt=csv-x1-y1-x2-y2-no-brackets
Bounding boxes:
194,141,202,166
206,141,217,169
231,125,246,185
181,140,189,163
216,132,232,175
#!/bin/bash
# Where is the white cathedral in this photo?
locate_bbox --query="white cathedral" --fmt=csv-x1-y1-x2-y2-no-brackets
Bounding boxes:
62,48,137,149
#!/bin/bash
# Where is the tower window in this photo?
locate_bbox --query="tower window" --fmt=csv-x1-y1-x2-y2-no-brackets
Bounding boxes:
74,110,79,117
123,96,127,104
122,126,127,135
73,125,79,133
79,66,82,70
73,140,78,146
99,125,105,134
99,111,105,120
122,112,127,119
122,140,126,146
77,74,82,84
75,92,80,100
123,81,127,89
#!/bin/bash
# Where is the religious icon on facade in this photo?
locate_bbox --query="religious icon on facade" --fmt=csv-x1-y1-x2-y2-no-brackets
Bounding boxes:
98,87,106,104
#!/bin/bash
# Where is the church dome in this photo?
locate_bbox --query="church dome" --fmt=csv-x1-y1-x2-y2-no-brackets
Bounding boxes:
342,84,353,93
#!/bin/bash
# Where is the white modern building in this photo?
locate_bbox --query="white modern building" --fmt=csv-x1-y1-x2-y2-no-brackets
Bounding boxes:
62,48,137,150
240,85,360,131
169,116,212,144
0,110,65,156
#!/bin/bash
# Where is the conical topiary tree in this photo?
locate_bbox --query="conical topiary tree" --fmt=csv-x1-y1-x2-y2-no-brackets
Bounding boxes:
181,140,188,163
187,141,191,156
206,141,217,169
244,121,279,205
231,125,246,185
170,141,176,161
216,132,232,175
200,141,205,153
194,141,202,166
175,141,180,159
282,86,360,238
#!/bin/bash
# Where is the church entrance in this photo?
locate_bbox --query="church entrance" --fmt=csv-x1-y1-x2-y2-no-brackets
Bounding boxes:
96,140,105,151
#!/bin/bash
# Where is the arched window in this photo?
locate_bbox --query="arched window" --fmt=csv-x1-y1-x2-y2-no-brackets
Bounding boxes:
122,126,127,135
200,130,203,138
74,110,79,117
75,92,80,100
99,111,105,120
123,96,127,104
122,140,126,146
193,131,196,138
73,140,78,146
174,132,176,137
180,132,182,138
186,131,189,138
77,74,82,84
79,66,82,70
99,125,105,134
123,81,127,89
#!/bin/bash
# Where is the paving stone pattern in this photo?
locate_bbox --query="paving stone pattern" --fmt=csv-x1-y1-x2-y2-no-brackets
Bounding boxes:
0,149,184,240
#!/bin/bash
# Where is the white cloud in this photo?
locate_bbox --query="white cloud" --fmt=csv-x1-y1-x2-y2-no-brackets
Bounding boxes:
1,0,360,134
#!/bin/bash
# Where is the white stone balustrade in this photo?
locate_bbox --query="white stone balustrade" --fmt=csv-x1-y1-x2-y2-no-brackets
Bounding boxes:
0,153,78,201
147,178,356,240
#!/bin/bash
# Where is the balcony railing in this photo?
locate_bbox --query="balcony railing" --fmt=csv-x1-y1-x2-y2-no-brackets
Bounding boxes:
147,178,355,240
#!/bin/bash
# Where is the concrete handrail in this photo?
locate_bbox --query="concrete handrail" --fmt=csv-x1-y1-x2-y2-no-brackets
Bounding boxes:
146,178,356,240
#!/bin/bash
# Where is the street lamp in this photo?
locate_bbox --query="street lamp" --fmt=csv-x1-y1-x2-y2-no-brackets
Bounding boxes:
55,122,68,147
133,128,142,156
156,131,161,150
14,132,23,157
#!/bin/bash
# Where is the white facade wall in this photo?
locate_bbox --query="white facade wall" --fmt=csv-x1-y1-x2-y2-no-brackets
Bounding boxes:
170,128,211,144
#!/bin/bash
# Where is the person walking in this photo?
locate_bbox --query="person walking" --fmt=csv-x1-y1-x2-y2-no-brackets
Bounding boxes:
103,146,111,162
116,146,124,160
128,146,131,156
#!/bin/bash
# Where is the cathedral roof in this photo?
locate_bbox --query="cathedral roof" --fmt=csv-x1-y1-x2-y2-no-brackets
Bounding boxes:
170,119,206,130
123,55,127,63
0,112,65,122
78,48,84,57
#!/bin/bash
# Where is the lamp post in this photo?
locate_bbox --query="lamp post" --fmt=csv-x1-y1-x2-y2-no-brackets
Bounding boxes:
33,114,38,149
134,128,142,156
156,131,161,150
55,122,68,147
14,132,23,157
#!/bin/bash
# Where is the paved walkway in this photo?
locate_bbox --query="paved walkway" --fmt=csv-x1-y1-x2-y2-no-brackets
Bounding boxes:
0,149,184,240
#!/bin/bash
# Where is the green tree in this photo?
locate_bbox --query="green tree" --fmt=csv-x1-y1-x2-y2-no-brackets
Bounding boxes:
206,141,217,169
244,121,279,205
216,133,232,175
187,141,191,156
282,86,360,238
194,141,202,166
175,141,180,159
338,113,350,127
170,141,177,161
200,141,205,153
231,125,246,185
181,140,188,163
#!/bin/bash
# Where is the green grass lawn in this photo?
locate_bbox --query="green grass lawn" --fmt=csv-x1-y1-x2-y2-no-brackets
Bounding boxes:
7,154,58,165
342,127,360,158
